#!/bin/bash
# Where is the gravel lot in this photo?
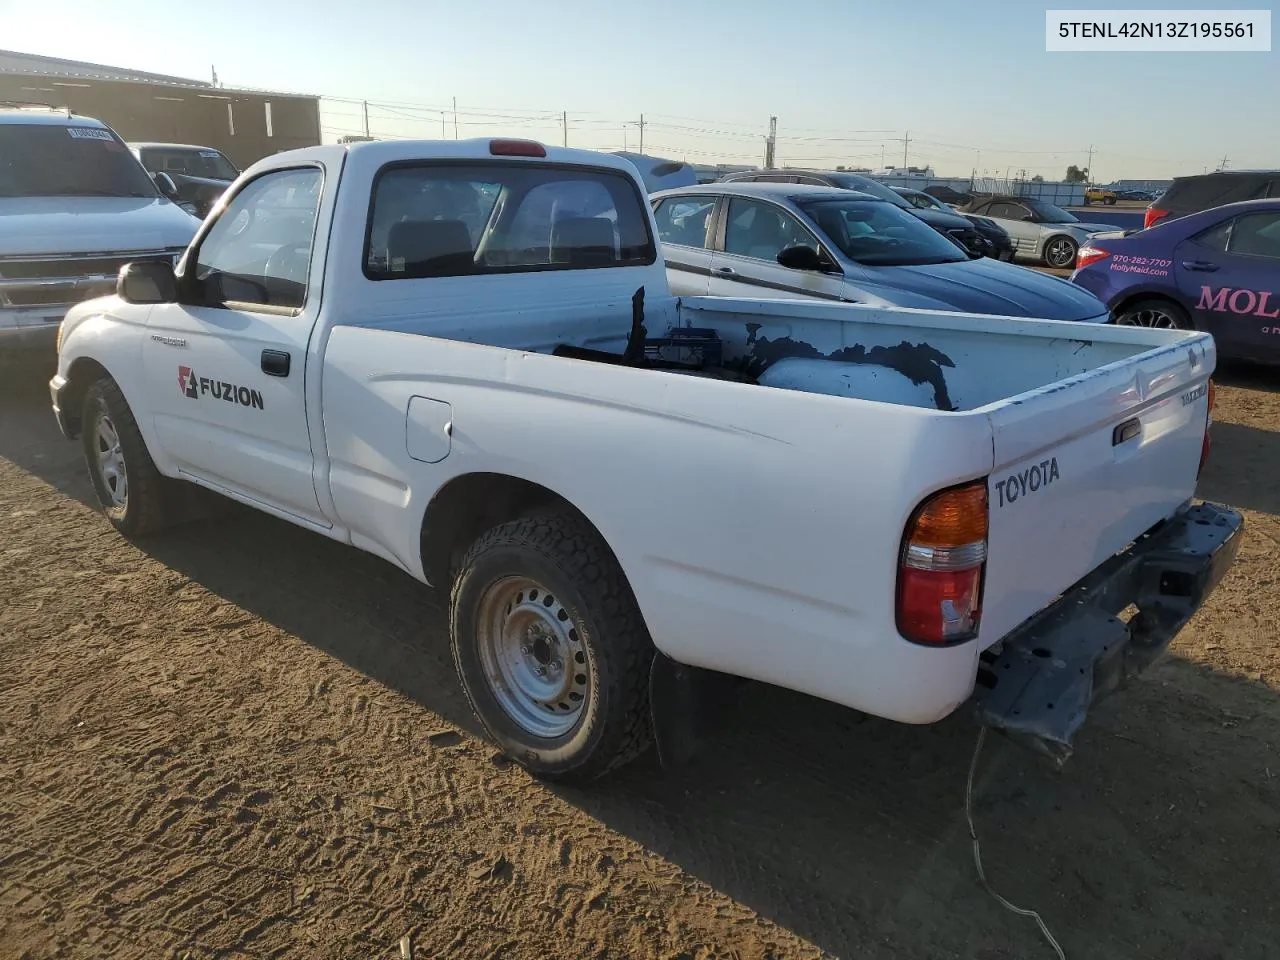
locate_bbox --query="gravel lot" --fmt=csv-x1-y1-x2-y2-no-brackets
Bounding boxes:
2,361,1278,960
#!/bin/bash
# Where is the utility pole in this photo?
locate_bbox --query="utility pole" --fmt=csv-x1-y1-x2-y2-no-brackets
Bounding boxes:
441,111,446,137
562,111,568,147
362,100,369,138
623,124,628,151
902,130,909,169
1086,144,1094,180
638,114,645,154
1218,154,1229,171
764,116,777,169
881,144,886,168
452,97,458,139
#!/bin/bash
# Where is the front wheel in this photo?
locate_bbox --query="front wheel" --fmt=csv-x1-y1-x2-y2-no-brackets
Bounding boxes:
1043,235,1078,269
449,511,654,782
1115,298,1192,330
81,378,177,537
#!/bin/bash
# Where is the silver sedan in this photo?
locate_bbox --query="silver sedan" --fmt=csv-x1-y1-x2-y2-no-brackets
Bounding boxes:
650,183,1111,323
962,196,1116,268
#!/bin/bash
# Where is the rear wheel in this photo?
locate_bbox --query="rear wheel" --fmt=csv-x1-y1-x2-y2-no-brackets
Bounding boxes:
1043,235,1078,269
1115,298,1192,330
449,511,654,782
81,377,177,537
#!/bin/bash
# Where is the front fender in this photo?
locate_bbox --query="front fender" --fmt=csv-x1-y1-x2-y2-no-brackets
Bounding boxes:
53,301,159,459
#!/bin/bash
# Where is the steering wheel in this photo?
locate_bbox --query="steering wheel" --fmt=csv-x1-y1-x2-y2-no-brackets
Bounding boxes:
264,242,311,288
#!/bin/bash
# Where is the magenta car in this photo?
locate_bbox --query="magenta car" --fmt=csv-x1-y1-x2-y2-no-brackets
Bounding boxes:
1070,198,1280,364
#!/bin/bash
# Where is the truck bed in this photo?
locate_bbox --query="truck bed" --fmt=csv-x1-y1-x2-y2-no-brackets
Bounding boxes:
328,289,1214,724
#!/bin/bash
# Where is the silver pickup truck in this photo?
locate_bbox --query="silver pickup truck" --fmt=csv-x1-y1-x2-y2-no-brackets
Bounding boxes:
0,106,196,366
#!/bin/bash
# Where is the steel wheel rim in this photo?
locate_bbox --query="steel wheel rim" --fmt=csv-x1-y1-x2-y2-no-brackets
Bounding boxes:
476,576,590,738
1046,238,1074,267
1120,307,1179,329
94,415,128,508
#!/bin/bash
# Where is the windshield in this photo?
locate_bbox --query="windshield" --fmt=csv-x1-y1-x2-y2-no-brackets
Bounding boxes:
800,198,968,266
0,124,159,199
140,146,239,181
830,174,915,208
1025,199,1078,223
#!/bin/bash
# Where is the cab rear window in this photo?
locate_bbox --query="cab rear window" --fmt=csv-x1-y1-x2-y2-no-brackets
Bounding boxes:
363,162,656,280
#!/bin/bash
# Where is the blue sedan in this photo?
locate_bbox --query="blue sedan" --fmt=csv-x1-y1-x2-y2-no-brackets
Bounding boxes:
1070,198,1280,364
651,183,1111,323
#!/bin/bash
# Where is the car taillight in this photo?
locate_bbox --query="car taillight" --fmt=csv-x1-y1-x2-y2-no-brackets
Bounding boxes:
1075,245,1110,269
489,138,547,157
896,481,988,645
1144,207,1171,229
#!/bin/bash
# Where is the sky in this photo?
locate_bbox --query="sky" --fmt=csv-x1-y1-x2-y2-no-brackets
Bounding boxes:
1,0,1274,180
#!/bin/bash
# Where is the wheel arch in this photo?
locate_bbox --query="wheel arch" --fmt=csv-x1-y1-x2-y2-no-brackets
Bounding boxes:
419,472,636,598
59,355,114,438
1110,290,1195,328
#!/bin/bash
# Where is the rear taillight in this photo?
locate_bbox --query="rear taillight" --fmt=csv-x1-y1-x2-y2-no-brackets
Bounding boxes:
1075,245,1110,269
1144,207,1171,229
896,481,988,645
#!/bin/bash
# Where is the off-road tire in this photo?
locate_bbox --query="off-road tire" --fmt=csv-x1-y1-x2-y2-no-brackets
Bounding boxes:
81,377,177,537
449,511,654,782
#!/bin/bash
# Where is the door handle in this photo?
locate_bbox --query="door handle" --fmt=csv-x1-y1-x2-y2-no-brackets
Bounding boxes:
1181,260,1220,272
261,349,291,377
715,266,737,276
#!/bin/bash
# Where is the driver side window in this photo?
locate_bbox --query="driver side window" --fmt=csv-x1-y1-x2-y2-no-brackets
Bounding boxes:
724,199,812,262
192,166,323,312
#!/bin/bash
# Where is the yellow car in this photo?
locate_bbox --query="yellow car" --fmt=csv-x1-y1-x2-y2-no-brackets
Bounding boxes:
1084,187,1117,205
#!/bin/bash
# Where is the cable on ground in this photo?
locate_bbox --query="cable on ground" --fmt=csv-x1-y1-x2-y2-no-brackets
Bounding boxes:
965,726,1068,960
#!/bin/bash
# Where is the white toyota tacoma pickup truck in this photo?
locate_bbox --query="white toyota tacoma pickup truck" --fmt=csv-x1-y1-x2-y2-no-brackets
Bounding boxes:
50,138,1243,781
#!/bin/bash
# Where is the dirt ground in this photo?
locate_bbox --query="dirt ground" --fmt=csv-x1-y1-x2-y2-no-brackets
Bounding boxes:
2,362,1278,960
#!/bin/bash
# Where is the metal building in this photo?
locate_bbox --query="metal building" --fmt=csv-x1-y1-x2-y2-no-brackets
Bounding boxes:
0,49,320,169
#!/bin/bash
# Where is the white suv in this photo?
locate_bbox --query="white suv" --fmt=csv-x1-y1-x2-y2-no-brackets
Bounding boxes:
0,107,199,362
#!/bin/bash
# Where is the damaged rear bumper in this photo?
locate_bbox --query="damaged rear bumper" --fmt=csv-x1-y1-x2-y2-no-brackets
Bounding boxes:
972,501,1243,766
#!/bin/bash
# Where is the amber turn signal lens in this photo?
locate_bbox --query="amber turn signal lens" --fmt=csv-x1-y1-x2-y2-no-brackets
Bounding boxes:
907,483,988,548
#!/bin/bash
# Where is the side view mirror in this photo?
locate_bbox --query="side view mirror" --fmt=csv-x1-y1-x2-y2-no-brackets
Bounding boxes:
153,171,178,198
118,260,178,304
777,244,824,271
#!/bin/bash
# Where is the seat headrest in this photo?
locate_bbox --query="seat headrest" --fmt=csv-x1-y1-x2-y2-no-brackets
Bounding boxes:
386,219,474,277
550,216,616,265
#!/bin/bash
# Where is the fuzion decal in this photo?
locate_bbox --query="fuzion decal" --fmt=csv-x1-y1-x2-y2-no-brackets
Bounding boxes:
994,457,1060,508
178,365,265,409
1197,286,1280,318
